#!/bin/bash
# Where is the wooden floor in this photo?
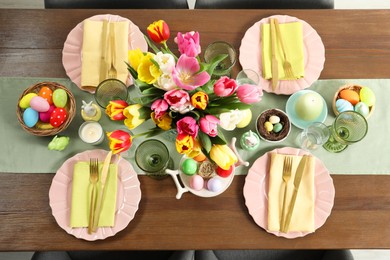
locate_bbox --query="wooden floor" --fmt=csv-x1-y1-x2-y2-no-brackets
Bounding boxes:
0,1,390,260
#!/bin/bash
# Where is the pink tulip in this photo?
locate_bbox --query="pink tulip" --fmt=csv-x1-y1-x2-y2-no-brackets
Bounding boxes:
164,89,191,111
199,115,220,137
172,54,210,91
236,84,263,104
176,31,201,57
213,76,237,97
176,116,199,137
151,99,169,119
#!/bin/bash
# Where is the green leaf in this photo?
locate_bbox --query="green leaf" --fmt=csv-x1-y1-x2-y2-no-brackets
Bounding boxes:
136,80,152,90
198,131,212,153
141,87,165,96
205,54,228,76
126,62,138,79
204,107,231,115
144,34,160,54
211,128,227,145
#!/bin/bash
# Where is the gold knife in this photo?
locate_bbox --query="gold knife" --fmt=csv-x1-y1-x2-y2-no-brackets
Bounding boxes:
281,155,309,233
99,19,109,83
270,18,279,91
92,150,113,232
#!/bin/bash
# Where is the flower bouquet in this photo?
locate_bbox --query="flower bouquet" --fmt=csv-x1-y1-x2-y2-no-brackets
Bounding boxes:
106,20,262,173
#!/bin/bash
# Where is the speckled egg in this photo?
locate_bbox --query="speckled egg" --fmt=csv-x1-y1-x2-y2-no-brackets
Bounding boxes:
30,96,50,112
354,102,370,118
336,99,354,113
339,89,360,105
181,158,198,176
50,107,67,128
38,86,53,105
189,175,204,191
359,87,375,107
23,108,39,127
52,89,68,108
207,177,223,192
19,93,37,109
269,115,280,124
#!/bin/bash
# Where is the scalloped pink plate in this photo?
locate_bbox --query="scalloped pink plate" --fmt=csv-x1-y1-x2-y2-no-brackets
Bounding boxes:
239,15,325,95
243,147,334,239
62,14,148,93
49,149,141,241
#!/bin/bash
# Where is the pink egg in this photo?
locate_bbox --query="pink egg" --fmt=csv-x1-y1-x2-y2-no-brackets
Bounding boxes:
30,96,50,112
39,105,56,123
189,175,204,191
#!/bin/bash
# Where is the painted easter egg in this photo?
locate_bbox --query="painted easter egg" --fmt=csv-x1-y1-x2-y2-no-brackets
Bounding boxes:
354,102,370,118
23,108,39,127
181,158,198,176
335,99,354,113
207,177,223,192
50,107,67,128
30,96,50,112
38,86,53,105
360,87,376,107
19,93,37,109
52,89,68,108
189,175,204,191
39,105,56,123
339,89,360,105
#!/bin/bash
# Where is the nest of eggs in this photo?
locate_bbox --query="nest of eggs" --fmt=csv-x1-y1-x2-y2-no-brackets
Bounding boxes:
332,84,375,119
256,108,291,142
16,82,76,136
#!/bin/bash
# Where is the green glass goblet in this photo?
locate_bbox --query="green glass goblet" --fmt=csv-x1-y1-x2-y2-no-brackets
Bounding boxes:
323,111,368,153
135,139,171,179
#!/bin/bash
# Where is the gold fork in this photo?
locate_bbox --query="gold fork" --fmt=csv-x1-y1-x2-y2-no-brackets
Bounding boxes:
280,156,292,231
274,19,295,80
88,158,99,234
108,23,117,79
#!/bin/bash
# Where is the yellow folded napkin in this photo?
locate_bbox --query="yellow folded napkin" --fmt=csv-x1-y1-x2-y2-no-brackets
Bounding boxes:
268,153,315,232
262,21,304,80
70,161,117,228
81,19,129,91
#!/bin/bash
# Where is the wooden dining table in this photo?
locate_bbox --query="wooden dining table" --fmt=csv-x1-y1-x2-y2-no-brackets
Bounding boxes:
1,9,390,251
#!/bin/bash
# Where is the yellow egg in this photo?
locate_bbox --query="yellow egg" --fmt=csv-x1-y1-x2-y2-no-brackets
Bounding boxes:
236,109,252,128
19,93,38,109
359,87,376,107
339,89,360,105
264,121,273,132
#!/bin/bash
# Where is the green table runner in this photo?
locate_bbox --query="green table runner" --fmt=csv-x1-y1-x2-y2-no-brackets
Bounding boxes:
0,77,387,174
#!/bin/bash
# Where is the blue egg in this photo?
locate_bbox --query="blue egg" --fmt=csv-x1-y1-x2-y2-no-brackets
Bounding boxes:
335,99,354,113
23,108,39,127
354,102,370,118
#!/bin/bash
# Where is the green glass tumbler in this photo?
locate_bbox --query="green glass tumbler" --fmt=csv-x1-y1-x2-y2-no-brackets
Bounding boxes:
135,139,170,179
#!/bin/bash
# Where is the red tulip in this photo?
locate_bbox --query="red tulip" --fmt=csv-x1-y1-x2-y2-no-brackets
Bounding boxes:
147,20,170,44
106,130,132,154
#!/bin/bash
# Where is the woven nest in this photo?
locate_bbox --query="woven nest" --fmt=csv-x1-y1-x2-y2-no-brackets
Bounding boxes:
332,84,374,119
16,82,76,136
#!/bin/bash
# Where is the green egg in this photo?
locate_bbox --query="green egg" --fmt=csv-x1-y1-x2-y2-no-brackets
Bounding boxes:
181,158,198,176
52,89,68,108
359,87,375,107
273,123,283,133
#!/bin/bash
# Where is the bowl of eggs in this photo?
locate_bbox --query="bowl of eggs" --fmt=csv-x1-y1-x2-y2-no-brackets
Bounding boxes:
333,84,375,119
256,108,291,143
16,82,76,136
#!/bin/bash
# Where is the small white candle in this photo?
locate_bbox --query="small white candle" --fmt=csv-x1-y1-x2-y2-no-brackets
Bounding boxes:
78,121,104,145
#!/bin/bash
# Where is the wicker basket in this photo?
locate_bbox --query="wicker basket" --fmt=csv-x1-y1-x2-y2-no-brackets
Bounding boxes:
16,82,76,136
332,84,374,119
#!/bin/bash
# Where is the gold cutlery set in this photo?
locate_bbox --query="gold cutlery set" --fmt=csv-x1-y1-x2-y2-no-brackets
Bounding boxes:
88,151,113,234
279,155,309,233
269,18,295,91
100,20,118,82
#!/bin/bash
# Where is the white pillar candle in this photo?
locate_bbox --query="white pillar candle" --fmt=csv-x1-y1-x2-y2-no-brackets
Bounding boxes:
78,121,104,145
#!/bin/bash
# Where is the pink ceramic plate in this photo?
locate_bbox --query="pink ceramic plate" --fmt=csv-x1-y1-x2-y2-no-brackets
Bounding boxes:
243,147,334,239
49,149,141,241
239,15,325,95
62,14,148,93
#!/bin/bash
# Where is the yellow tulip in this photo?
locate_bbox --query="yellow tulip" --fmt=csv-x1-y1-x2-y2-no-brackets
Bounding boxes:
138,52,161,84
175,134,194,155
210,144,237,170
123,104,145,130
151,112,172,131
128,48,144,71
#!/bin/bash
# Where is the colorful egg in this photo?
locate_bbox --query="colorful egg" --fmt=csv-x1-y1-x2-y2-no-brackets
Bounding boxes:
30,96,50,112
354,102,370,118
360,87,375,107
50,107,67,128
189,175,204,191
181,158,198,176
335,99,354,113
273,123,283,133
38,86,53,105
19,93,37,109
264,121,273,132
39,105,56,123
339,89,360,105
269,115,280,124
52,89,68,108
216,165,234,178
207,177,223,192
236,109,252,128
23,108,39,127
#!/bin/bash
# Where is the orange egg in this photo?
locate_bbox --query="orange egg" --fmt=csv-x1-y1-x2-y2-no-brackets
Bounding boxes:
193,152,206,162
339,89,360,105
38,86,53,105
